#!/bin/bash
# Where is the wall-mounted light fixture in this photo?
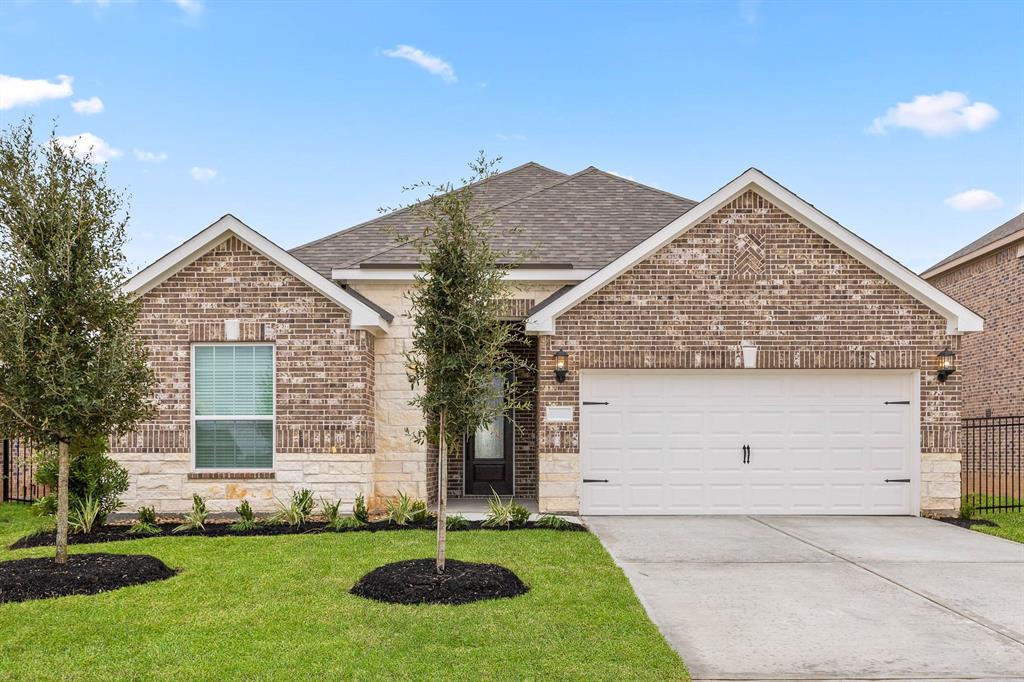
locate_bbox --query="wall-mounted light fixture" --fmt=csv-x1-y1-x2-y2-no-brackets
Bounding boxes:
553,348,569,383
937,347,956,383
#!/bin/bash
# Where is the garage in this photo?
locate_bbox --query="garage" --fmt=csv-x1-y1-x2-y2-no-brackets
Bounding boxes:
580,370,919,515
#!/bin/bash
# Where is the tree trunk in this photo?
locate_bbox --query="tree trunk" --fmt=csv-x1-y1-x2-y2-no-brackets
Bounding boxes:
55,440,70,564
436,409,447,573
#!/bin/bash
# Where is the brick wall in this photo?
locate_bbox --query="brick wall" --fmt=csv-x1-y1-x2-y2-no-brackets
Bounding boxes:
535,189,960,514
112,235,375,512
926,237,1024,418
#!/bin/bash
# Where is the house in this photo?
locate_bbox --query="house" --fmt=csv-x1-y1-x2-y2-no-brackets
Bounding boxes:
117,164,982,518
922,213,1023,419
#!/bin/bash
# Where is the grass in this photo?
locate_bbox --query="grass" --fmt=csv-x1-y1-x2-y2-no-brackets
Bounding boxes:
962,495,1024,544
0,504,687,681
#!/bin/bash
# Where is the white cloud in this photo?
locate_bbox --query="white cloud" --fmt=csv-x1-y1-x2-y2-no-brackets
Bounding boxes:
0,74,73,110
170,0,203,16
609,171,637,182
55,132,122,163
382,45,456,83
944,189,1003,212
191,166,217,182
71,96,104,115
868,91,999,136
134,148,167,162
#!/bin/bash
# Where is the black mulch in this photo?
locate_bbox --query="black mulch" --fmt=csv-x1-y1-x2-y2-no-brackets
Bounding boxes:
9,518,586,550
937,517,998,530
0,553,177,604
350,558,528,605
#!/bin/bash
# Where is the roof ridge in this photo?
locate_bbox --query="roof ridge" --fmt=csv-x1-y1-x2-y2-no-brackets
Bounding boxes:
289,161,566,253
925,211,1024,272
584,167,697,205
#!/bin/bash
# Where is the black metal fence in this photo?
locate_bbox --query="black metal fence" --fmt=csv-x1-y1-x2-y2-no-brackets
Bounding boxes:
962,415,1023,513
2,438,47,503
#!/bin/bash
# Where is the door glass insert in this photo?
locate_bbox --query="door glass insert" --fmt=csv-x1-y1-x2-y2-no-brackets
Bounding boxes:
473,376,505,460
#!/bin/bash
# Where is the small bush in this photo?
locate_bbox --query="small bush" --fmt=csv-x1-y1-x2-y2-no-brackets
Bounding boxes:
69,495,103,534
230,500,258,531
482,491,530,529
352,493,369,524
319,497,343,525
128,506,161,535
959,494,977,520
385,492,429,526
328,515,366,531
34,435,128,525
535,514,571,530
173,494,208,533
272,489,316,526
446,514,470,530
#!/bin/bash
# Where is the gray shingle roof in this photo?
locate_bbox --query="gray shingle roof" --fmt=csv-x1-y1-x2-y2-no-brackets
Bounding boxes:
926,212,1024,273
289,162,696,276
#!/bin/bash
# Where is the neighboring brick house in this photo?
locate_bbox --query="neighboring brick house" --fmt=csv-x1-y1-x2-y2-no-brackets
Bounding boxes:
922,213,1023,419
121,165,981,517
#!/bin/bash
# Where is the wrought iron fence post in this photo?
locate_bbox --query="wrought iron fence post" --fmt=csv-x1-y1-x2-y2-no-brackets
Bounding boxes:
2,438,9,502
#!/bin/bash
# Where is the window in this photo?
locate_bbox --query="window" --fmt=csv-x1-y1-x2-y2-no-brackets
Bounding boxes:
192,344,274,469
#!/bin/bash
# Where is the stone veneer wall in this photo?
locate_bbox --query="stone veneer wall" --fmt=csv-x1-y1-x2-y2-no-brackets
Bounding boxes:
350,282,562,508
112,236,375,512
926,236,1024,419
535,190,962,515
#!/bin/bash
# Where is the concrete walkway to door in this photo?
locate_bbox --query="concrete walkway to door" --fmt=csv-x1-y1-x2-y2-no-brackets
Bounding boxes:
586,516,1024,681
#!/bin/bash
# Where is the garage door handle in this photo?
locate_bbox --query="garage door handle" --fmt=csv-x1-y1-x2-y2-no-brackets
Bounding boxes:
582,478,609,483
885,478,911,483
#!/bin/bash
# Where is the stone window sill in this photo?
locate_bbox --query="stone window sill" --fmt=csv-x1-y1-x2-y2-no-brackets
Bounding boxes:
187,472,276,481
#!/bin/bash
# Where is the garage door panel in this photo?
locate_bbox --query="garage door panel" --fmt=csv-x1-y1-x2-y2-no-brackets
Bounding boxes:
580,371,916,515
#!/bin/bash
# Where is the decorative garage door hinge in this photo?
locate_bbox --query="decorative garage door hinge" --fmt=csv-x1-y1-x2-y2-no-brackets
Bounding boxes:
883,400,910,405
582,401,610,405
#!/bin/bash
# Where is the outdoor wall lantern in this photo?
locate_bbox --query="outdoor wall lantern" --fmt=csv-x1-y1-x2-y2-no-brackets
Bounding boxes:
937,346,956,383
553,349,570,384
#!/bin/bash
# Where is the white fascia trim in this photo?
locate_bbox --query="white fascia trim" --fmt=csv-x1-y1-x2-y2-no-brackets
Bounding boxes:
921,229,1024,279
124,215,390,335
527,169,983,336
332,267,597,283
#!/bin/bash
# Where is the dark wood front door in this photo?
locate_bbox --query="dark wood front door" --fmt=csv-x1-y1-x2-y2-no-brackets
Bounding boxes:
465,376,514,495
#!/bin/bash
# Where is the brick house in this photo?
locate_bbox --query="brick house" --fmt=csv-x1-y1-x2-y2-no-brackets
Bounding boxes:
119,165,982,517
922,213,1023,419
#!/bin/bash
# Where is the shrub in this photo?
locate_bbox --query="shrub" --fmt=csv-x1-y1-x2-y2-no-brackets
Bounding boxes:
328,515,366,531
173,494,208,533
959,494,977,520
385,492,429,526
230,500,258,531
535,514,572,530
128,506,161,535
34,435,129,525
446,513,470,530
69,495,103,534
319,497,342,525
272,489,316,526
482,491,530,529
352,493,369,524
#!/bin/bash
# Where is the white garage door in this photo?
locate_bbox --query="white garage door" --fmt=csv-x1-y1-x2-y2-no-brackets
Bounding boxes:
580,371,918,515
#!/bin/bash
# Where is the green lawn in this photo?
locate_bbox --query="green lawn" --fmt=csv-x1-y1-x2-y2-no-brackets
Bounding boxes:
0,504,687,681
961,495,1024,544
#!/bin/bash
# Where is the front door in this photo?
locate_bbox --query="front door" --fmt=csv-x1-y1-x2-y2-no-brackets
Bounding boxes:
465,375,514,495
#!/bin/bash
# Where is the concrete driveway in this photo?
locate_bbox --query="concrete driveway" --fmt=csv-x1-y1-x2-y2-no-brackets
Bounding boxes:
586,516,1024,681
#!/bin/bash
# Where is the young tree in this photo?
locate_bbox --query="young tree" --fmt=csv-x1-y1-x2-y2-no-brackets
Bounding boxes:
0,120,154,563
402,153,529,572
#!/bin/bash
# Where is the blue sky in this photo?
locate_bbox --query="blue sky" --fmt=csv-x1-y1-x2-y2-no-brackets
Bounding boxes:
1,0,1021,273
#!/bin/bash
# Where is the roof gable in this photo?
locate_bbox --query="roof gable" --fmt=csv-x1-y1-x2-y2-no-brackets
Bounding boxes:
124,215,391,335
527,169,983,336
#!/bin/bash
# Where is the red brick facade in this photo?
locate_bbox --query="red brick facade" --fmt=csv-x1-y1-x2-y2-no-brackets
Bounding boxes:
926,236,1024,418
536,190,960,460
114,236,375,458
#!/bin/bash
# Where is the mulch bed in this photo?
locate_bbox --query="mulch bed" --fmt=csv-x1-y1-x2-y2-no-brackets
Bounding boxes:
9,518,586,550
350,558,529,605
937,517,998,530
0,553,177,604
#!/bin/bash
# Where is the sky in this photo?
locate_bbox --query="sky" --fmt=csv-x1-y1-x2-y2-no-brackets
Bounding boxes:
1,0,1021,274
